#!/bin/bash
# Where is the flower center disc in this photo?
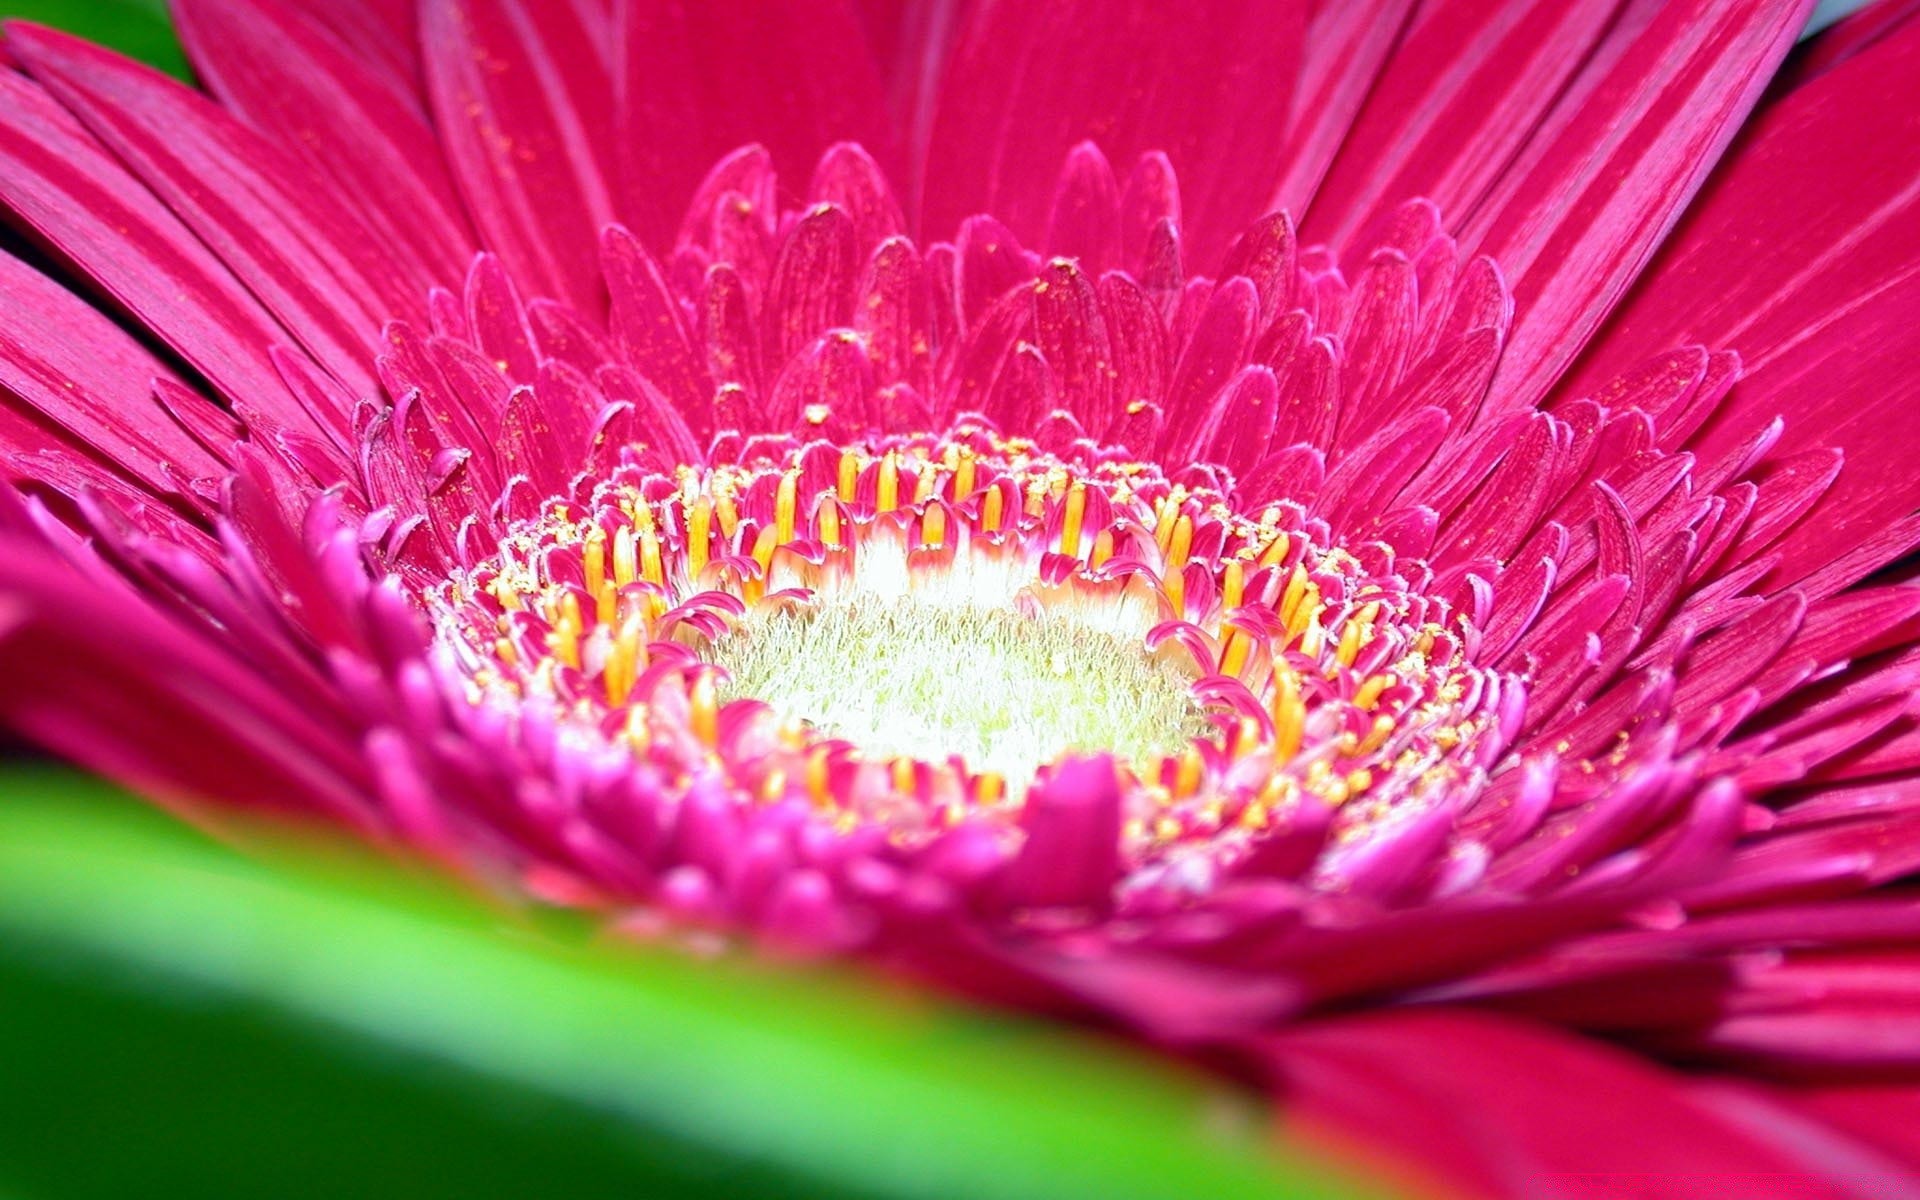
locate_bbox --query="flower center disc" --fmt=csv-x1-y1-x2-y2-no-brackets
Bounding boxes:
708,593,1212,785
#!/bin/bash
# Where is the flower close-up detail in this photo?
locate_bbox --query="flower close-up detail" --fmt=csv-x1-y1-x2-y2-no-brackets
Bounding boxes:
6,0,1920,1195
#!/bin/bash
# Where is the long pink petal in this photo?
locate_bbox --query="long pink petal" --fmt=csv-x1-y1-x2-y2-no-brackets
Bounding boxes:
172,0,476,290
0,251,222,495
421,0,615,313
6,23,416,395
614,0,891,251
1303,0,1619,254
0,69,324,429
1267,0,1416,218
1259,1009,1878,1199
921,0,1308,268
1562,15,1920,587
1462,0,1812,410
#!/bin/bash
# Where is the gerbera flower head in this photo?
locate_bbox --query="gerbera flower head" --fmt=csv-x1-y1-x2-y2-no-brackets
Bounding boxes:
6,1,1920,1194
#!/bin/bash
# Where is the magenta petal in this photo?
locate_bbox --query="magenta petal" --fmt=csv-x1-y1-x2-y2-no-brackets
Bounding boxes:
1259,1009,1853,1200
1564,16,1920,588
613,0,891,250
7,23,413,396
1304,0,1620,254
1001,757,1122,912
173,0,476,290
1462,0,1812,410
0,250,221,495
0,69,317,420
1268,0,1416,216
422,0,614,313
921,0,1307,268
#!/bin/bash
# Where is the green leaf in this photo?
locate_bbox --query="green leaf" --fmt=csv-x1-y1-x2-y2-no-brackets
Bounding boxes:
0,770,1385,1200
2,0,190,79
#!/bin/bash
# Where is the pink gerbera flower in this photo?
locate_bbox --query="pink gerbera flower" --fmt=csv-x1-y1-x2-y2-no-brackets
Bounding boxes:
5,0,1920,1194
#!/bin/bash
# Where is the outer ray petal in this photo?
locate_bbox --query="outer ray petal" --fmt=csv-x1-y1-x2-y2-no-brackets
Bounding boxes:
1258,1008,1898,1200
172,0,477,290
1562,15,1920,588
1302,0,1620,255
920,0,1308,268
613,0,892,250
421,0,615,313
1461,0,1812,410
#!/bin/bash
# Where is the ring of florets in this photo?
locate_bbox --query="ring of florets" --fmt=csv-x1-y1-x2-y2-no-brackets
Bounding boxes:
427,422,1518,878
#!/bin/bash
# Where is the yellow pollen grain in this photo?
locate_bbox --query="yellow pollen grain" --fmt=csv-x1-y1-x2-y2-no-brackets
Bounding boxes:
1154,815,1183,842
913,464,940,504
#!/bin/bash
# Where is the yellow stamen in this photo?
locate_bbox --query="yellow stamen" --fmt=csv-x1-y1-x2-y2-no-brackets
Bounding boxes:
775,471,798,544
640,526,664,587
877,452,900,513
1166,514,1194,570
1222,559,1245,611
1354,714,1395,757
982,485,1005,532
1271,668,1304,760
837,450,860,502
922,504,947,547
1256,533,1291,570
806,747,834,807
690,671,718,746
686,496,712,580
612,527,637,587
953,447,977,500
891,756,916,794
1090,529,1115,569
1353,672,1394,711
1061,480,1088,558
583,529,607,598
1173,745,1204,798
818,500,842,547
975,772,1005,805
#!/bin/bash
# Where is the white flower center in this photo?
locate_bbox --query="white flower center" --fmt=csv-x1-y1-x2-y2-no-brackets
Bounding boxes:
709,592,1211,787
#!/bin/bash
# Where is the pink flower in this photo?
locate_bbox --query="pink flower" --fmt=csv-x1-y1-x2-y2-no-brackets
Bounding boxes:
4,1,1920,1194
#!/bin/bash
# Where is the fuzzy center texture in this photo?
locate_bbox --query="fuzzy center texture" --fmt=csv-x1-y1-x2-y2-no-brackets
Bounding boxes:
708,594,1211,786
